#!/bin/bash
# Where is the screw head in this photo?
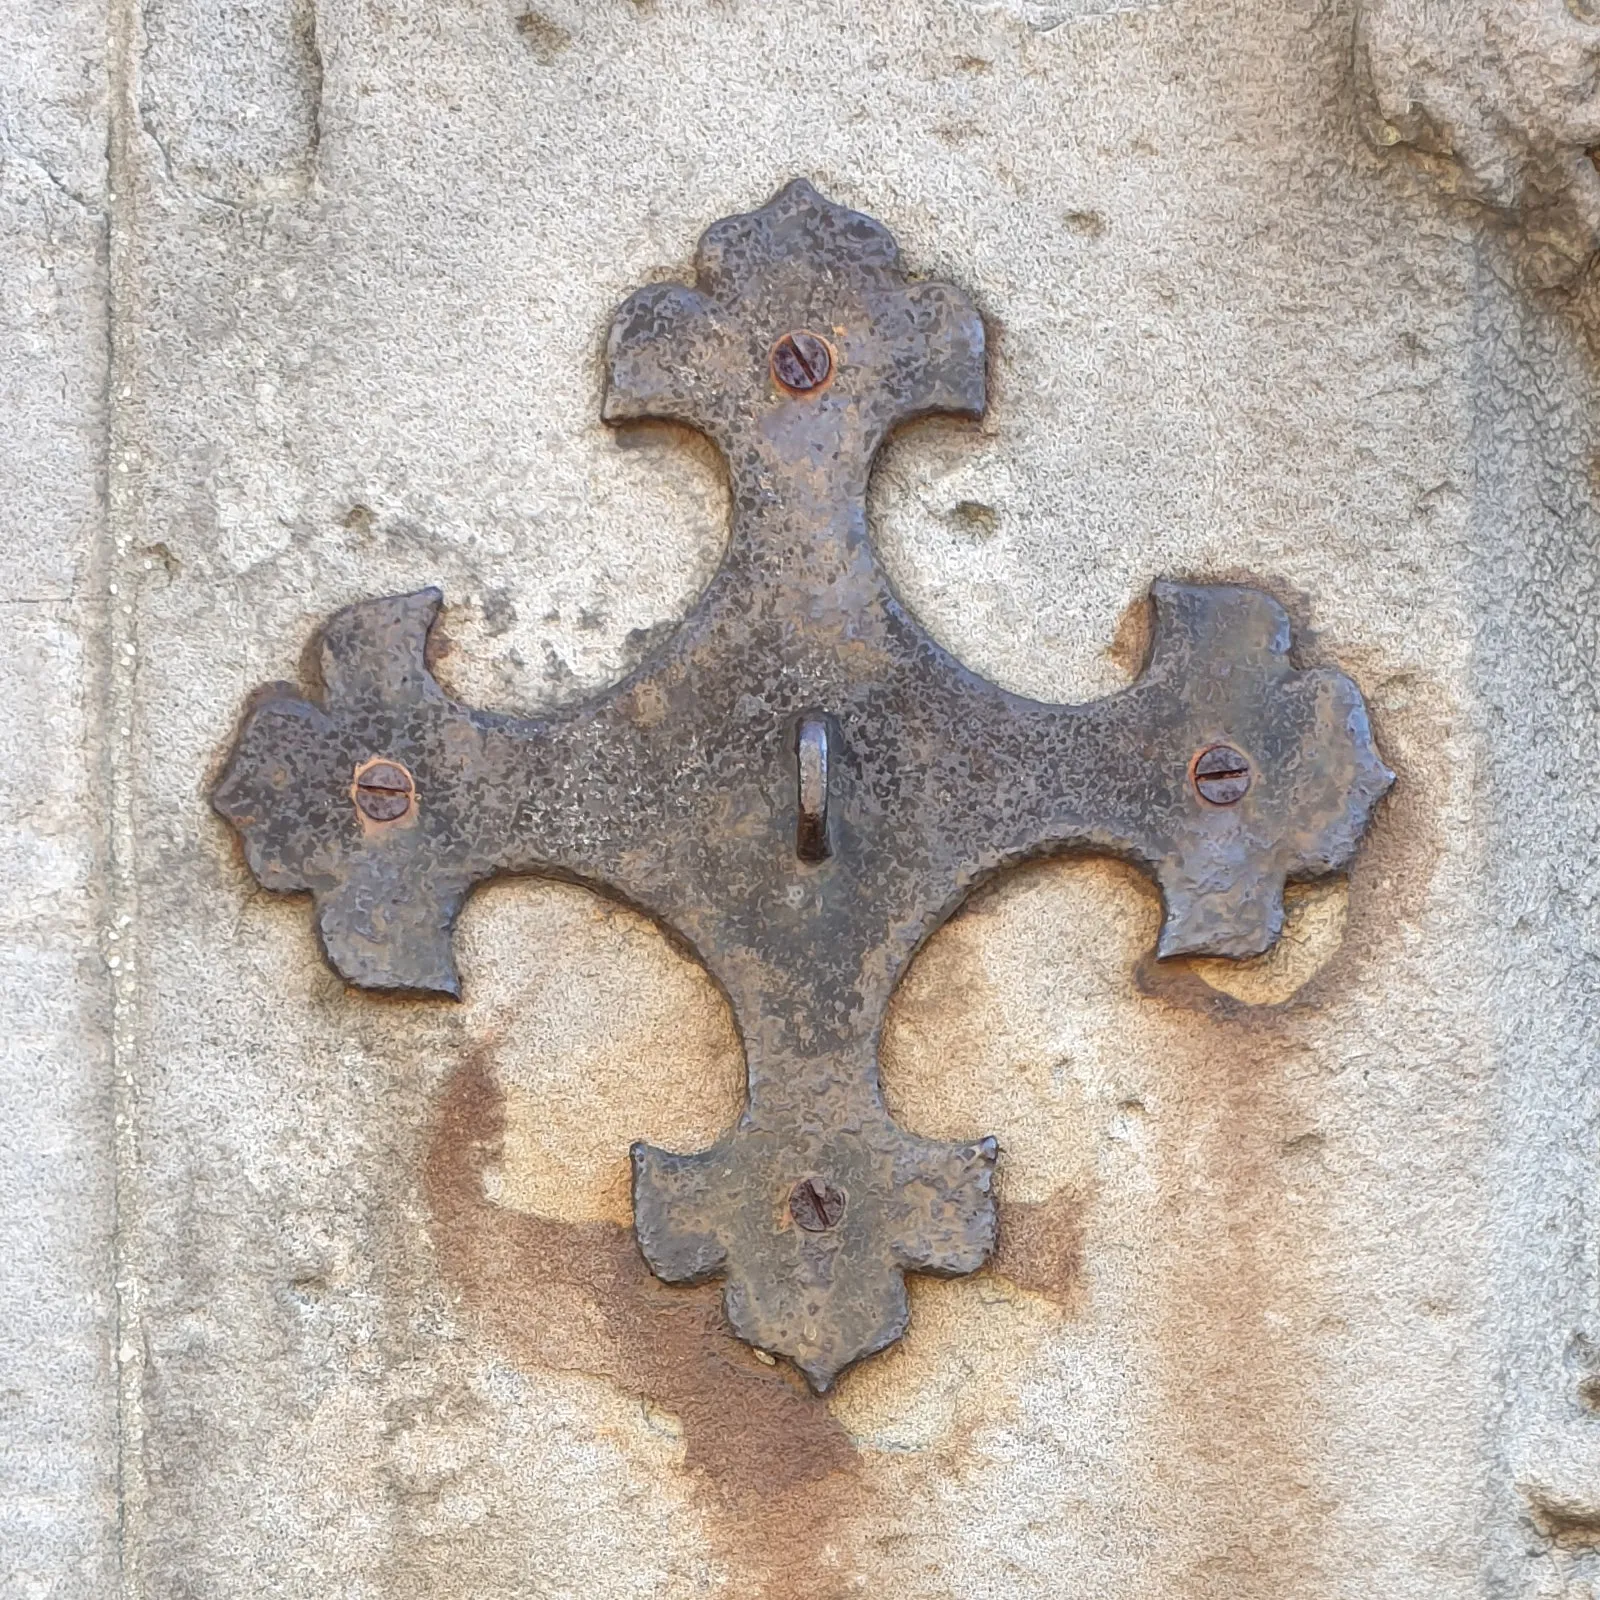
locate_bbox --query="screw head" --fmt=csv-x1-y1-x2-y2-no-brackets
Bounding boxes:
789,1176,846,1232
770,330,833,395
1192,743,1251,806
354,758,414,822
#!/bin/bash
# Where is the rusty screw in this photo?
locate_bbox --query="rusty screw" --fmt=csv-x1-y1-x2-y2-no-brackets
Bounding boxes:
771,330,832,395
1193,743,1251,806
789,1176,846,1232
354,759,414,822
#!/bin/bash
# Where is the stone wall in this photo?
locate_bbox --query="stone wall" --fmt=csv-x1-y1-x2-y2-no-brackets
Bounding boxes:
5,1,1600,1595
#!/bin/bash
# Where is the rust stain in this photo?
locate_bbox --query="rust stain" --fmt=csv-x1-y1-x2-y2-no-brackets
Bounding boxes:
425,1051,866,1598
1106,591,1155,680
620,679,669,728
1146,1005,1330,1599
417,800,1450,1593
1181,880,1348,1007
883,855,1348,1592
990,1188,1087,1309
1122,687,1456,1593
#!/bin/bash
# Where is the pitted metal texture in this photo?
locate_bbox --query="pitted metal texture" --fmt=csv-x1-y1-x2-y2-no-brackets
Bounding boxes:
213,179,1393,1389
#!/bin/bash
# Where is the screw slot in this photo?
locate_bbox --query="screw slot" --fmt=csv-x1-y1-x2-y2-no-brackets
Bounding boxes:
1192,743,1251,806
353,758,415,822
770,330,833,395
789,1176,846,1232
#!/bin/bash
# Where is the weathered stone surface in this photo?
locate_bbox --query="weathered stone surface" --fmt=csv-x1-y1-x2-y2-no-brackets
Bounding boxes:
1357,0,1600,283
0,2,117,1596
139,0,323,206
8,0,1600,1594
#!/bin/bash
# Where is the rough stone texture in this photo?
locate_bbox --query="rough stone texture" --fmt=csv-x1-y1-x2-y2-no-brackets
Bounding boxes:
1356,0,1600,284
6,0,1600,1595
0,3,120,1598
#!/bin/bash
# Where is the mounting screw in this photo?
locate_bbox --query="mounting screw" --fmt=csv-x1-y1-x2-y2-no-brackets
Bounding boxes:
353,758,415,822
1192,744,1251,806
789,1177,846,1232
770,330,833,395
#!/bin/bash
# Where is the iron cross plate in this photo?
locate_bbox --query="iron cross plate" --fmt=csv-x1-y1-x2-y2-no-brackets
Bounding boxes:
213,179,1393,1391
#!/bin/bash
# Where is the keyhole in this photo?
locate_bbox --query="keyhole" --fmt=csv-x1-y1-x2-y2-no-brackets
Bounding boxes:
796,716,830,862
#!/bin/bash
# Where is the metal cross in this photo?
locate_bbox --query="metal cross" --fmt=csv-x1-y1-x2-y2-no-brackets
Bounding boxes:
213,180,1393,1390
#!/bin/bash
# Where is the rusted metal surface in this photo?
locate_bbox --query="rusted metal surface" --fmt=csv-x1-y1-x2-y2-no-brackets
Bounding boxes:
212,179,1393,1390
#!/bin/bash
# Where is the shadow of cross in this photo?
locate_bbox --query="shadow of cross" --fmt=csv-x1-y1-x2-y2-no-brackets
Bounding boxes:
212,179,1394,1391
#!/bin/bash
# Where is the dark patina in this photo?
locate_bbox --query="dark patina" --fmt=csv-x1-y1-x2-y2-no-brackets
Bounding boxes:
213,180,1393,1390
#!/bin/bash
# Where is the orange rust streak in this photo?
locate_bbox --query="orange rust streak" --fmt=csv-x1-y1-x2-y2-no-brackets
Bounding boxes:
1150,1011,1330,1599
425,1054,865,1596
990,1188,1088,1310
